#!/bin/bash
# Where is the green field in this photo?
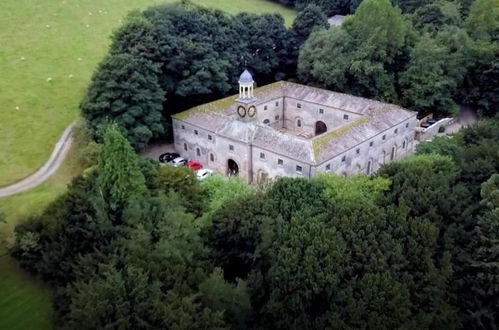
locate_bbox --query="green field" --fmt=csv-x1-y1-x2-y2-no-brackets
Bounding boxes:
0,1,295,328
0,0,295,188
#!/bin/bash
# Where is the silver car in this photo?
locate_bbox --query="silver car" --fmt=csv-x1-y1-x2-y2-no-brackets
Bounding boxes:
170,157,187,167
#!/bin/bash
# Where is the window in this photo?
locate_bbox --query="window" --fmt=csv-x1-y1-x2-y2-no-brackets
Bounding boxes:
263,119,270,125
264,105,268,110
394,128,398,134
183,143,187,151
342,155,346,162
366,160,372,175
181,125,185,130
297,103,302,109
382,134,386,140
210,153,214,162
260,152,265,159
297,119,302,127
229,145,234,151
296,165,303,173
369,141,374,147
405,122,409,128
275,115,280,120
196,148,200,156
208,134,212,141
319,108,324,114
403,140,406,149
343,114,349,120
275,101,279,107
277,159,283,166
356,148,360,154
194,130,198,135
326,164,330,171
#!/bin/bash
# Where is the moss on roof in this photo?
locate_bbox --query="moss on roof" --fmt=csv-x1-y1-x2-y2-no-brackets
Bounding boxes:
172,81,284,121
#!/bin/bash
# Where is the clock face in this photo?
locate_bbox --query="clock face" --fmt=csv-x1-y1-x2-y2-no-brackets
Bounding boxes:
248,105,257,118
237,105,246,117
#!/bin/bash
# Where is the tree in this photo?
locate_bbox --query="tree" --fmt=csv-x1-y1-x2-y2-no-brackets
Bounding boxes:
460,0,499,117
291,4,329,50
97,124,147,211
465,0,499,42
80,54,165,150
298,0,414,102
200,175,254,215
152,165,204,215
411,1,463,32
298,27,352,90
415,136,463,163
400,34,460,116
204,193,275,281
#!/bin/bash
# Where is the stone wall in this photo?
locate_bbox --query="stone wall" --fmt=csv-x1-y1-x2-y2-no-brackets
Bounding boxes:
283,96,363,137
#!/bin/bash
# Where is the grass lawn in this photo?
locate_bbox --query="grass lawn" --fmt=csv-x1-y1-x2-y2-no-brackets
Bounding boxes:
0,256,52,330
0,0,295,187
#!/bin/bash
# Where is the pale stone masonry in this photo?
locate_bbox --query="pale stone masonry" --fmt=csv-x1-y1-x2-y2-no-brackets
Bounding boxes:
172,70,417,184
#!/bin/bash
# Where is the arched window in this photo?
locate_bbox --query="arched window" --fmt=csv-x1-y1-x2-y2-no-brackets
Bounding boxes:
196,148,201,157
263,119,270,125
210,153,215,162
297,119,302,127
366,160,372,175
402,139,407,149
391,146,396,161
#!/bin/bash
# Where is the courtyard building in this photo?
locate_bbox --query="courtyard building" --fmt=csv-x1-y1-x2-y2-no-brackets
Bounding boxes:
172,70,417,184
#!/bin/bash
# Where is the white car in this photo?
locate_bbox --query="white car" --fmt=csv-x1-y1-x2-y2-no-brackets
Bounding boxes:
196,169,213,180
170,157,187,167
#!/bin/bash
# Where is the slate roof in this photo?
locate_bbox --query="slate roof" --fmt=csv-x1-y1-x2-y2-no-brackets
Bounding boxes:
173,81,416,165
328,15,347,26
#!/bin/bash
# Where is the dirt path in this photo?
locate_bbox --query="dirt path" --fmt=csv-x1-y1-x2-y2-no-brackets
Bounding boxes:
0,122,76,198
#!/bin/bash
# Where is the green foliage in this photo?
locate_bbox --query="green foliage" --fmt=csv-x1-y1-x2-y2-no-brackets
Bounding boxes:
400,34,461,116
97,124,147,211
299,0,414,102
200,175,254,215
291,4,329,48
204,193,274,281
199,268,252,328
411,0,463,32
415,136,464,162
465,0,499,42
152,165,204,215
80,54,165,150
315,173,391,204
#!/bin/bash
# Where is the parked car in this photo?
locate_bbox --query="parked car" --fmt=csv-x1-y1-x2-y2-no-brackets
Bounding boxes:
159,152,179,163
186,160,203,171
170,157,187,167
196,169,213,180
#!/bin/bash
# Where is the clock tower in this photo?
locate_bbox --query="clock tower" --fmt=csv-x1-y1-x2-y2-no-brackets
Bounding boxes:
236,69,257,121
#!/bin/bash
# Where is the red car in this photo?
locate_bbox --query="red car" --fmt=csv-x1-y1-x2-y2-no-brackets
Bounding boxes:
186,161,203,171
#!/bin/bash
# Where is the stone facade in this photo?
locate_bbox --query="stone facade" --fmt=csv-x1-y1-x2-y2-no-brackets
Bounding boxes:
172,71,417,184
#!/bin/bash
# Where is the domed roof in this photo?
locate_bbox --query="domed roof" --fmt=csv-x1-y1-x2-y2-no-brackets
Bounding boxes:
239,69,254,84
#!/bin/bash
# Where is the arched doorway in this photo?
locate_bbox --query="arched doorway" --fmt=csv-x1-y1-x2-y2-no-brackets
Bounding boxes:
227,159,239,177
315,121,327,135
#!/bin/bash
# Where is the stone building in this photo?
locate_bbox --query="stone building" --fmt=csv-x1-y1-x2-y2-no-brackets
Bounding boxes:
172,70,417,184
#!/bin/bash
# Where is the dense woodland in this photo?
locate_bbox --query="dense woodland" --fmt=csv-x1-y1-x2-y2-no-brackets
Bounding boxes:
10,0,499,329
